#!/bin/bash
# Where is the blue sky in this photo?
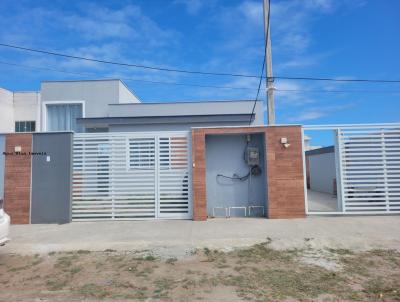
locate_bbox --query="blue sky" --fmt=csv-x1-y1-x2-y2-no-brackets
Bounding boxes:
0,0,399,131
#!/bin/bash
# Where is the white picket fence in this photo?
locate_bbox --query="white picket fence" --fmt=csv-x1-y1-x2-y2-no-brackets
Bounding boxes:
72,131,192,221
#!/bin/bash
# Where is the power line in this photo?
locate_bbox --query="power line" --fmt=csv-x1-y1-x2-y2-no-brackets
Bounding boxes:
275,88,400,94
1,42,400,83
0,60,254,91
273,76,400,83
2,59,400,96
0,43,259,79
3,60,400,95
249,0,269,125
248,60,265,125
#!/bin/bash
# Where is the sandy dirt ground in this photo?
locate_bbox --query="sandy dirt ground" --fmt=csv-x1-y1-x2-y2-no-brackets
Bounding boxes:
1,241,400,301
2,217,400,301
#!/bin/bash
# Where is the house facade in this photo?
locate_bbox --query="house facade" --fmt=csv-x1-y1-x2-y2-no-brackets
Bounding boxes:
0,79,307,224
0,79,264,133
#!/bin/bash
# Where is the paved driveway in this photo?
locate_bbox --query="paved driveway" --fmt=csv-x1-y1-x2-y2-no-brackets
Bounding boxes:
2,216,400,256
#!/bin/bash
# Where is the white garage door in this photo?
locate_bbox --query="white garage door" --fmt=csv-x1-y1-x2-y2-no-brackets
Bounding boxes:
72,132,192,221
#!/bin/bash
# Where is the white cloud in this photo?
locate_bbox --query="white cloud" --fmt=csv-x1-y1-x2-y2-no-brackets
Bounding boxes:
173,0,204,14
287,103,354,122
0,2,184,85
60,4,178,47
240,1,263,25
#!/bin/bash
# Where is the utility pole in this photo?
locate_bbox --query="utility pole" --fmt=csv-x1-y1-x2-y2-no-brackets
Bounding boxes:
263,0,275,124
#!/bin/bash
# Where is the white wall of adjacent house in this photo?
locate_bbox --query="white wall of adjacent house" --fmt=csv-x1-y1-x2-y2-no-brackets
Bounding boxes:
118,81,140,103
308,151,336,195
0,88,14,133
13,92,41,127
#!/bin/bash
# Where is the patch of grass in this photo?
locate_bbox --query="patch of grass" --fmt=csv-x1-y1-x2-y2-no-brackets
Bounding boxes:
78,283,108,299
69,266,82,275
104,249,116,253
76,250,91,255
166,257,178,264
152,278,175,299
144,255,157,261
218,247,360,301
127,264,138,273
46,279,67,291
135,266,154,278
31,258,43,266
235,243,296,263
8,265,30,272
134,287,149,300
54,255,79,271
182,278,196,289
369,249,400,266
109,255,126,263
202,248,226,263
364,278,400,300
326,248,354,255
339,256,370,276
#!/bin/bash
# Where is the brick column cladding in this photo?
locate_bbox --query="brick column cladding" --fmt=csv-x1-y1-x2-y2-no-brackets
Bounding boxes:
4,134,33,224
265,126,306,218
191,126,305,220
192,128,207,220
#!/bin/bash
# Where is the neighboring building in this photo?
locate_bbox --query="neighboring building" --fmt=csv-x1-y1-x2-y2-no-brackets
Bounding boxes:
0,88,40,133
305,146,336,195
0,79,264,133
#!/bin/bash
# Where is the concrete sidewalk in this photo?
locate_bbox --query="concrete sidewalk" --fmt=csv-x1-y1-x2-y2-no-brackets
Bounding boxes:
2,216,400,256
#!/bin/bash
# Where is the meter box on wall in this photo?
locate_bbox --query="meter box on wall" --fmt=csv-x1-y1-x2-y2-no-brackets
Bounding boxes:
245,147,260,166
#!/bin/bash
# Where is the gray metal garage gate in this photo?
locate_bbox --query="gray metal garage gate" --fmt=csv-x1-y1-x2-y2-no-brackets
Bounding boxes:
72,132,192,221
304,124,400,215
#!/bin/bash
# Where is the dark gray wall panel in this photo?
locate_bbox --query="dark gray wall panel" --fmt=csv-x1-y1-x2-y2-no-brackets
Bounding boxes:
31,133,72,224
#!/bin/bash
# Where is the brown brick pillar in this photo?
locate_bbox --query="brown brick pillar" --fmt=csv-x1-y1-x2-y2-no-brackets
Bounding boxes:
265,126,305,218
4,134,32,224
191,126,306,221
192,129,207,221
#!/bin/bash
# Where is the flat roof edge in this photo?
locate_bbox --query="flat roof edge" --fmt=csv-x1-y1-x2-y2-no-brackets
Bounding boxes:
108,99,261,105
41,79,122,84
191,124,301,129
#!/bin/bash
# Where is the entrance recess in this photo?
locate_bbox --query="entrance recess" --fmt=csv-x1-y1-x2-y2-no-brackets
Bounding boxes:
72,132,191,221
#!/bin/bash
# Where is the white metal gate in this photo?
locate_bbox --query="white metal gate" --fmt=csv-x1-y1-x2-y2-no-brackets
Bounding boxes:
304,124,400,215
72,132,192,221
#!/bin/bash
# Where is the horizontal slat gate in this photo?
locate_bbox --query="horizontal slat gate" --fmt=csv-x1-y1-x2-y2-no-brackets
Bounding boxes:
339,127,400,213
72,132,191,221
158,136,190,218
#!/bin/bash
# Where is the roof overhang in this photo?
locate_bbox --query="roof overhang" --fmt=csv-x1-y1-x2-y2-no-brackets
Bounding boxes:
77,114,254,128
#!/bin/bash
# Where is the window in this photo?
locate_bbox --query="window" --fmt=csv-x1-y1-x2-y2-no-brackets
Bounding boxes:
15,121,36,132
46,103,83,132
128,138,155,169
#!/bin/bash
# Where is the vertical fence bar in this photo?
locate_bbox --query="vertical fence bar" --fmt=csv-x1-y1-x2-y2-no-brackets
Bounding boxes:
381,130,390,212
336,128,346,213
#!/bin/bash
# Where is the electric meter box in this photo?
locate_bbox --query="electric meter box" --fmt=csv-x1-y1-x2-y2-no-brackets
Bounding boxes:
245,147,260,166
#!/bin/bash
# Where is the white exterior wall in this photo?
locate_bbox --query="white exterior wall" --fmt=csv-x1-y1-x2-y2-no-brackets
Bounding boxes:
13,92,40,127
309,152,336,194
118,82,140,103
0,88,14,132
